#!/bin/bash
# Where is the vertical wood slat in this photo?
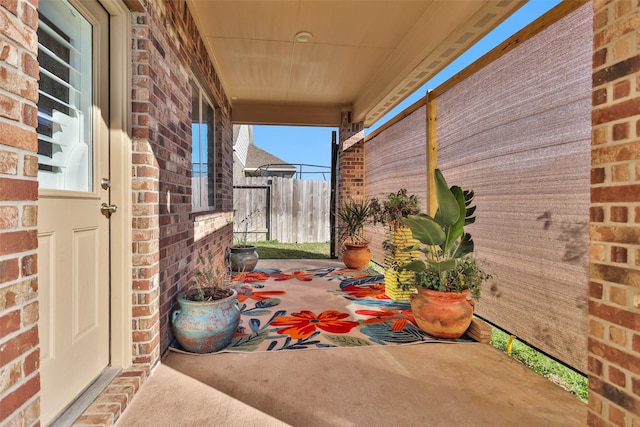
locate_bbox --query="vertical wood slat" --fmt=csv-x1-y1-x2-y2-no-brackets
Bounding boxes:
233,177,330,243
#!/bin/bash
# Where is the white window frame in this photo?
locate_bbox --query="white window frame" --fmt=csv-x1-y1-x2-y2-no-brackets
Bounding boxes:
191,80,216,210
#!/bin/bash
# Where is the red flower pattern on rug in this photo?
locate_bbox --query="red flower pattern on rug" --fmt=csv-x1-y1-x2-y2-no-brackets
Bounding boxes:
271,310,360,339
341,284,390,300
271,270,314,281
236,287,286,303
356,307,417,331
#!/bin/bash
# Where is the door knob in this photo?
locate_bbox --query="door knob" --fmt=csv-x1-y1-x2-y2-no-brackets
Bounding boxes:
100,203,118,219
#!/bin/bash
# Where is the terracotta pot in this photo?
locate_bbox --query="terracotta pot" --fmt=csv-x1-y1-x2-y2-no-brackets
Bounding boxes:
411,288,474,339
341,242,371,270
228,245,259,272
172,289,240,353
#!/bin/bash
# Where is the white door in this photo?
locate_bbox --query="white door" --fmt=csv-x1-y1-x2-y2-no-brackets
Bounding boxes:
37,0,112,423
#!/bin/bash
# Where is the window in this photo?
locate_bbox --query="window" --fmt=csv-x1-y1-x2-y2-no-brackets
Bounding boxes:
37,0,93,191
191,81,216,210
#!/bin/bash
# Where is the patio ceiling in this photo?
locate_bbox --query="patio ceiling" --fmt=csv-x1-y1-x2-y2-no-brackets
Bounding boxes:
186,0,526,128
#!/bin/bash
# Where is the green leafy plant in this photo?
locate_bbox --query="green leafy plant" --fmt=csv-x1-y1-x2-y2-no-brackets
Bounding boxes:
397,169,490,298
335,197,372,244
370,188,420,229
370,189,421,259
188,250,232,302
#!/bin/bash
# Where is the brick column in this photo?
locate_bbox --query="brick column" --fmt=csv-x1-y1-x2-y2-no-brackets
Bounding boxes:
335,111,365,255
337,111,365,202
589,1,640,425
0,0,41,425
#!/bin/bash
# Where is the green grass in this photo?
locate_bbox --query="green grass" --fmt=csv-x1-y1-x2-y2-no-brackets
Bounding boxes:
490,327,588,402
248,240,588,402
251,240,330,259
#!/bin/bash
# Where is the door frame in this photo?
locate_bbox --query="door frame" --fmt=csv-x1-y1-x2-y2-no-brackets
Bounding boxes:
99,0,132,368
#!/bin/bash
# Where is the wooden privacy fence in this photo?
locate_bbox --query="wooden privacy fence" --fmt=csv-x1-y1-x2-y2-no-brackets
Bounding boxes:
233,176,331,243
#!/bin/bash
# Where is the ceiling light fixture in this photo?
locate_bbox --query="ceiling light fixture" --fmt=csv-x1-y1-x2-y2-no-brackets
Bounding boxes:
294,31,313,43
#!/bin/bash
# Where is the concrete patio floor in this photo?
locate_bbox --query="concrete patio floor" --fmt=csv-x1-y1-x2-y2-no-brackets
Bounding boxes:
116,259,587,426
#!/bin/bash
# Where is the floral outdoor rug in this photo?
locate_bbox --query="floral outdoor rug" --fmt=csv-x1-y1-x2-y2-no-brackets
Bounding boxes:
186,265,470,353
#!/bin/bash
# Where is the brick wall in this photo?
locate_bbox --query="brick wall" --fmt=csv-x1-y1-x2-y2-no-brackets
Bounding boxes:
0,0,40,425
335,112,365,253
337,111,365,203
589,0,640,425
130,0,234,363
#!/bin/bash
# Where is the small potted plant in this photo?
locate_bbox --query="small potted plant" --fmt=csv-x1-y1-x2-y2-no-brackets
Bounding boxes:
370,189,421,300
172,250,240,353
335,197,373,270
229,208,260,272
397,169,491,339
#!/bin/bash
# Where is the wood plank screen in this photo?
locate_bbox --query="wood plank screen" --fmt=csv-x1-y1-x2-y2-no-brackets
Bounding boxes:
234,177,330,244
364,105,429,265
435,4,592,372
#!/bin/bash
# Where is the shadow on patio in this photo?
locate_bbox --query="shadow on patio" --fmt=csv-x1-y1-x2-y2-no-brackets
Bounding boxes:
116,259,586,427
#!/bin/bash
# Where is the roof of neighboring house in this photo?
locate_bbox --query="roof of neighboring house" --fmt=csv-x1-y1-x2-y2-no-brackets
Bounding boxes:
245,144,296,172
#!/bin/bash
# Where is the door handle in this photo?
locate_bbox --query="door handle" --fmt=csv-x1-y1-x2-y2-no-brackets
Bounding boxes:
100,203,118,219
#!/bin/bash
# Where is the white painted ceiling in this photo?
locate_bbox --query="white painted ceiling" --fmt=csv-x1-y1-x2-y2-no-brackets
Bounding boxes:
186,0,526,127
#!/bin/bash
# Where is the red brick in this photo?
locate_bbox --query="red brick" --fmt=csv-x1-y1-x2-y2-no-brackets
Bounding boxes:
0,257,19,283
0,375,39,416
610,286,628,306
590,281,605,301
0,0,18,15
593,88,607,105
589,338,640,375
589,355,604,377
590,207,605,222
613,80,631,100
0,326,38,368
23,348,39,376
0,230,38,256
20,254,36,277
591,167,606,184
0,122,37,151
592,185,640,203
609,404,626,426
591,377,640,416
21,103,37,127
0,178,37,201
612,122,629,140
22,300,38,325
609,366,627,388
587,410,609,427
0,309,20,336
0,92,20,120
611,246,628,263
593,98,640,125
20,2,38,31
590,263,640,287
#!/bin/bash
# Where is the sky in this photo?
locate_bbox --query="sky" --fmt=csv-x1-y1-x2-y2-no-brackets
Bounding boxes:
252,0,562,177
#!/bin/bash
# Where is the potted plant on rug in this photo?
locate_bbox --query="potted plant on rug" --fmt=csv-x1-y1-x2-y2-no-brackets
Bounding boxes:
335,197,373,270
229,208,260,272
370,189,421,301
396,169,491,339
172,250,240,353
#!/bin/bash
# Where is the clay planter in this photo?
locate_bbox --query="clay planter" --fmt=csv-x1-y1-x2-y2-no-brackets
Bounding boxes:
228,245,259,272
411,288,474,339
341,242,371,270
172,288,240,353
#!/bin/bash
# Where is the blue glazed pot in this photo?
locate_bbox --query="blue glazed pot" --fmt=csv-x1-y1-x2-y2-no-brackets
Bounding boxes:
172,288,240,353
